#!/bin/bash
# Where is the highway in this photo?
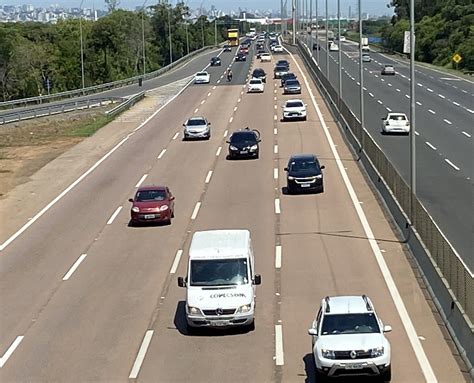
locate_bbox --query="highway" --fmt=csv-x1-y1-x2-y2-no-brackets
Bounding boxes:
0,43,467,382
306,36,473,270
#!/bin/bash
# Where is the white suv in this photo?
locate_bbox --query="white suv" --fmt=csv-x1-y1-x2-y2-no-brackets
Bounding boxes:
308,295,392,381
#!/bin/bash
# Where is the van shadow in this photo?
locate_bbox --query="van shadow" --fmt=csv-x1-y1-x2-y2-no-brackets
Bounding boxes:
174,301,253,337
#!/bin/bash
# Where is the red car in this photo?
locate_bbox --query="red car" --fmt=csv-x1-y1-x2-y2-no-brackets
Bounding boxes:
128,186,175,225
239,46,249,55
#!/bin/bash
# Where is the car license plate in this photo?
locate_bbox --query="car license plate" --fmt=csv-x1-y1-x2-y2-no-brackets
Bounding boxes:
300,183,311,188
212,320,229,327
345,363,364,370
240,150,248,154
144,214,155,219
290,112,299,116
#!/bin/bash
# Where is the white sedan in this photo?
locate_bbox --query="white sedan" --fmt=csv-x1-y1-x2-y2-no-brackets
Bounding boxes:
381,112,410,134
260,53,272,62
272,45,284,53
247,78,265,93
194,71,210,84
329,43,339,52
282,99,307,121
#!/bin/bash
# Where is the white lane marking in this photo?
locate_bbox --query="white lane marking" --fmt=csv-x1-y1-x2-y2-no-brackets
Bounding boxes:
229,116,233,123
194,108,199,113
425,142,437,151
427,88,433,92
388,83,392,87
63,253,88,280
443,119,452,125
405,94,410,99
274,168,279,180
274,105,277,110
212,85,216,90
453,101,460,106
274,96,277,101
129,330,154,379
386,107,392,112
466,108,474,114
233,106,238,112
274,115,278,121
369,92,374,97
428,109,436,114
205,170,213,184
416,101,422,106
0,336,24,368
275,245,282,269
237,98,241,103
170,250,183,274
135,174,148,188
462,131,471,138
462,89,467,93
438,94,445,99
396,88,401,92
200,100,205,105
107,206,123,225
191,202,201,220
216,79,220,84
215,146,222,156
417,83,423,87
415,131,420,136
380,78,385,82
274,89,277,94
0,73,197,252
274,144,278,154
377,100,383,105
172,132,180,140
157,148,167,159
223,130,228,137
275,325,284,365
274,198,281,214
445,159,460,171
274,128,278,135
286,47,438,382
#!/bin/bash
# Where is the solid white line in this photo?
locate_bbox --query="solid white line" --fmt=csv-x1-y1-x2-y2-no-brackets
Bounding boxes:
170,250,183,274
172,132,179,140
223,130,228,137
191,202,201,220
229,116,233,123
107,206,123,225
445,159,460,171
135,174,148,188
286,47,438,382
194,108,199,113
274,144,278,154
129,330,154,379
462,131,471,138
443,119,452,125
274,168,279,180
0,336,24,368
274,198,281,214
275,245,282,269
216,146,222,156
274,128,278,135
205,170,213,184
63,253,88,281
428,109,436,114
425,142,437,151
275,325,284,366
157,148,167,159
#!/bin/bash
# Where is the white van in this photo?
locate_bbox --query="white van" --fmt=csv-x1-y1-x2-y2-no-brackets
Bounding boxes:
178,229,261,330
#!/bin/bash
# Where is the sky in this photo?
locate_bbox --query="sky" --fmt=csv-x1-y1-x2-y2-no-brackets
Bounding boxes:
3,0,394,17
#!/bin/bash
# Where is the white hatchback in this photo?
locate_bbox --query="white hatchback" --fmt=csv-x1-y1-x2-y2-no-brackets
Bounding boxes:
260,53,272,62
194,71,210,84
247,78,265,93
282,99,307,121
329,43,339,51
381,113,410,134
272,45,284,53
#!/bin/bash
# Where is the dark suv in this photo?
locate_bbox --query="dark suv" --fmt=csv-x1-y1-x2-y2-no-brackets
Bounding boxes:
252,68,267,83
285,154,325,194
226,128,261,159
210,57,221,66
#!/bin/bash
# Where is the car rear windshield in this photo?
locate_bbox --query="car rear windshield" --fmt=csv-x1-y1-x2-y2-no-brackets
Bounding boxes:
187,118,206,126
321,313,381,335
286,101,303,108
285,80,299,86
289,159,319,171
136,190,166,202
190,259,249,286
275,66,287,71
230,132,258,144
253,69,265,75
196,72,207,76
389,115,406,120
250,79,262,84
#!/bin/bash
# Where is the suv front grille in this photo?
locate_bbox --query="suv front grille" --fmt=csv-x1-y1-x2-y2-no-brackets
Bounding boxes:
334,350,372,359
202,309,236,316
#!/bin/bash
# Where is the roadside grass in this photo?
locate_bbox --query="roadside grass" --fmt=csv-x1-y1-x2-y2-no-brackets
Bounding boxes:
64,114,113,137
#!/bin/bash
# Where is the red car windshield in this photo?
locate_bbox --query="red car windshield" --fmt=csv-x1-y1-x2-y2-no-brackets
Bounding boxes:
136,190,166,202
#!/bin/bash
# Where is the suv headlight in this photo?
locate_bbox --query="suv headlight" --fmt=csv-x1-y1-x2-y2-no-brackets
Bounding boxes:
321,349,335,359
187,306,202,315
370,347,384,357
236,304,252,313
132,206,140,213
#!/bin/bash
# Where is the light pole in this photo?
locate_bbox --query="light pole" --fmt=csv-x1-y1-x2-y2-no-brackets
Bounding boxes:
337,0,342,104
139,0,148,77
358,0,365,152
168,6,173,63
185,22,189,55
292,0,296,45
309,0,312,50
325,0,328,78
409,0,416,218
214,18,217,46
316,0,319,63
79,0,85,93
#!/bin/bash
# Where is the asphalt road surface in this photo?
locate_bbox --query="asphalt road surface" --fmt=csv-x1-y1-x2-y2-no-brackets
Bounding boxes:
306,36,473,271
0,42,467,382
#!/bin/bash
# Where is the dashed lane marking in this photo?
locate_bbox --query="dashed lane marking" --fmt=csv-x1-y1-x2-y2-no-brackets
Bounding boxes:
275,325,284,365
445,159,460,171
425,142,437,151
129,330,154,379
274,168,279,179
0,336,24,368
169,250,183,274
215,146,222,156
191,202,201,220
428,109,436,114
229,116,233,123
205,170,213,184
274,198,281,214
462,131,471,138
106,206,122,225
135,174,148,188
158,149,167,159
194,108,199,113
223,130,228,137
443,119,452,125
62,253,88,281
274,144,278,154
275,245,282,269
172,132,179,140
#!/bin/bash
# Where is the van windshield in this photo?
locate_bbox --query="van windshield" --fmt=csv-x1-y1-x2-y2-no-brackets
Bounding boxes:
190,259,249,286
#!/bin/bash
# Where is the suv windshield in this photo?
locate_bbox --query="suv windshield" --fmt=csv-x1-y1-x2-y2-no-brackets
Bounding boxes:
321,313,380,335
230,132,257,144
275,66,287,72
190,259,249,286
136,190,166,202
187,119,206,126
290,159,318,172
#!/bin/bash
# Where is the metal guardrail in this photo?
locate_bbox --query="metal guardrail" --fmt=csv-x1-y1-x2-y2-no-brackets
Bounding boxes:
105,92,145,118
295,38,473,376
0,45,217,110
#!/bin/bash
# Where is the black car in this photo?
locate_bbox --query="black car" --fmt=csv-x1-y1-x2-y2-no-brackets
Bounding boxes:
223,44,232,52
274,65,289,79
283,79,301,94
280,72,297,87
226,128,261,159
284,154,325,194
275,59,290,70
236,53,247,62
252,68,267,83
210,57,221,66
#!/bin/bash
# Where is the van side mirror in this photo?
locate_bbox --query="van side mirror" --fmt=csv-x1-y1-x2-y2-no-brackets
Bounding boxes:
308,328,318,336
177,277,186,287
128,198,134,203
383,325,392,333
320,165,325,170
254,274,261,285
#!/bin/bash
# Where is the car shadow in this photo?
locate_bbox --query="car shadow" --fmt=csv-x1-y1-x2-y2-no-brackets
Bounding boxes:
127,219,171,228
303,353,317,383
174,301,254,337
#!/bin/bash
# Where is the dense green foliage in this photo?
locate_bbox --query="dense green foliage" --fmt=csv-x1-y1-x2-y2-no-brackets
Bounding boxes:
381,0,473,70
0,1,228,101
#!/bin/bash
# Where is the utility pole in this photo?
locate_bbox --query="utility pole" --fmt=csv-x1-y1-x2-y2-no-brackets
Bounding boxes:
358,0,365,152
316,0,319,63
292,0,296,45
309,0,312,51
409,0,416,218
338,0,342,104
79,0,85,93
168,6,173,63
325,0,329,78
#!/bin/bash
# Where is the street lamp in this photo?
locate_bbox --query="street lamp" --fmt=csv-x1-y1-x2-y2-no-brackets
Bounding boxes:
325,0,328,77
358,0,365,152
292,0,296,45
139,0,148,77
168,6,173,63
409,0,416,218
337,0,342,104
79,0,85,93
316,0,319,63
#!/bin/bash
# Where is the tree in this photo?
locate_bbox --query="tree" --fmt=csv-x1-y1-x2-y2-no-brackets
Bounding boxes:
105,0,120,13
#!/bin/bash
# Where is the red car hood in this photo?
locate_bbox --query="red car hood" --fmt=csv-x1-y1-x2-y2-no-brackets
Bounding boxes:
133,201,168,210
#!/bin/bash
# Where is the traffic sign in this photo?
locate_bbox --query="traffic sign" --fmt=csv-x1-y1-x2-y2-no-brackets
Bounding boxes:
452,53,462,64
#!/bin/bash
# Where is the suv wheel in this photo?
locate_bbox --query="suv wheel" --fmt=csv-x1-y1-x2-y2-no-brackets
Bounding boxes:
315,368,328,383
381,365,391,382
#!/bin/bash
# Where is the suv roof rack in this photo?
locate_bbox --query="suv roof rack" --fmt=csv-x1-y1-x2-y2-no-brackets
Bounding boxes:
362,295,373,311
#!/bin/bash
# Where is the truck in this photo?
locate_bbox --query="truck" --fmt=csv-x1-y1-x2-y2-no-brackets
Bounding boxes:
360,37,370,52
178,229,261,331
227,28,239,47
